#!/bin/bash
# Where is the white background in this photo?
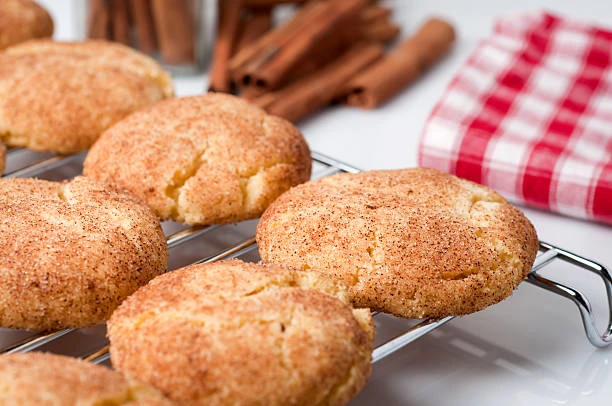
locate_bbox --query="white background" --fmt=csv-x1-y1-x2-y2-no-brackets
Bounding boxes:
37,1,612,405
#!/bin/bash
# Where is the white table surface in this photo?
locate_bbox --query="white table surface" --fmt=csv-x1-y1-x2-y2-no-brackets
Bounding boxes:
38,1,612,405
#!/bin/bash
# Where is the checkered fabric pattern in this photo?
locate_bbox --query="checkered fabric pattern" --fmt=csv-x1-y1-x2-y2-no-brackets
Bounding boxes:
419,11,612,225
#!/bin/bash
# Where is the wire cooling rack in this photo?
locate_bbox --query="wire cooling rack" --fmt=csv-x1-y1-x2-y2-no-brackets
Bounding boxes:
1,148,611,369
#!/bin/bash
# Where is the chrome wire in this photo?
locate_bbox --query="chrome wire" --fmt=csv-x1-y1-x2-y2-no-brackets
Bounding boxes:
526,242,612,348
0,329,74,354
166,225,219,249
311,165,343,180
194,236,257,264
4,152,86,179
372,316,454,363
83,345,110,364
311,151,361,173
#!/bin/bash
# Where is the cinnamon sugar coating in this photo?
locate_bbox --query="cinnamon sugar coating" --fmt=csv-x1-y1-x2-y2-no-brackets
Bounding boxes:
0,0,53,50
256,168,539,318
84,93,311,225
0,352,174,405
0,176,168,330
108,259,373,406
0,39,173,153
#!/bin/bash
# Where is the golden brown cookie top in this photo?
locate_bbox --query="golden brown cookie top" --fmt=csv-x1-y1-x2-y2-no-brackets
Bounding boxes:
0,352,174,405
84,93,311,225
0,0,53,50
0,39,173,153
108,259,373,406
112,259,355,319
0,176,168,330
256,168,539,318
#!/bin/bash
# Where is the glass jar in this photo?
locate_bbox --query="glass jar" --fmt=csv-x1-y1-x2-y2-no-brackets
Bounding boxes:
77,0,215,75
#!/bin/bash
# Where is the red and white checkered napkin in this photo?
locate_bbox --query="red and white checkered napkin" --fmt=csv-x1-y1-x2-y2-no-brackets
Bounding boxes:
418,11,612,225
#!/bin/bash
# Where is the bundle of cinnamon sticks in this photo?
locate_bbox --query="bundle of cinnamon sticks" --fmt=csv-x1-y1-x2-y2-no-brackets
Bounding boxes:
209,0,456,122
87,0,197,65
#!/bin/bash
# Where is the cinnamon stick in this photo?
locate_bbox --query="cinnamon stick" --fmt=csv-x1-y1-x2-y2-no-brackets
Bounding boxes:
151,0,195,64
110,0,131,45
361,20,401,43
235,8,272,53
209,0,243,92
229,1,329,85
254,0,368,88
87,0,111,39
341,17,455,109
280,18,360,80
230,0,369,90
240,14,359,98
358,4,399,43
251,42,384,122
129,0,158,53
240,85,268,100
360,4,392,24
242,0,306,6
239,6,369,97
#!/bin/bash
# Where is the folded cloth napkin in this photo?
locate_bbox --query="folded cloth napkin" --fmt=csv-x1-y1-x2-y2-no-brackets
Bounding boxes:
419,11,612,225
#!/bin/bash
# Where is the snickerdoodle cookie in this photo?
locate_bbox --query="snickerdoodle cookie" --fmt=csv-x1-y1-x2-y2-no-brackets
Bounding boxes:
0,176,168,330
108,259,373,406
0,352,174,405
84,93,311,225
0,0,53,50
0,39,173,153
256,168,539,319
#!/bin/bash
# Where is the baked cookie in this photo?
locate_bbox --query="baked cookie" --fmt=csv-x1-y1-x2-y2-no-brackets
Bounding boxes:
0,39,173,153
0,176,168,330
108,259,373,406
256,168,539,319
0,352,174,405
84,93,311,225
0,0,53,50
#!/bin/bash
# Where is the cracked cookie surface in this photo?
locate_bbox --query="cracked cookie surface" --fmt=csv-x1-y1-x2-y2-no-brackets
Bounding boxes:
108,259,374,406
0,39,173,153
256,168,539,318
0,352,174,405
83,93,312,225
0,176,168,330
